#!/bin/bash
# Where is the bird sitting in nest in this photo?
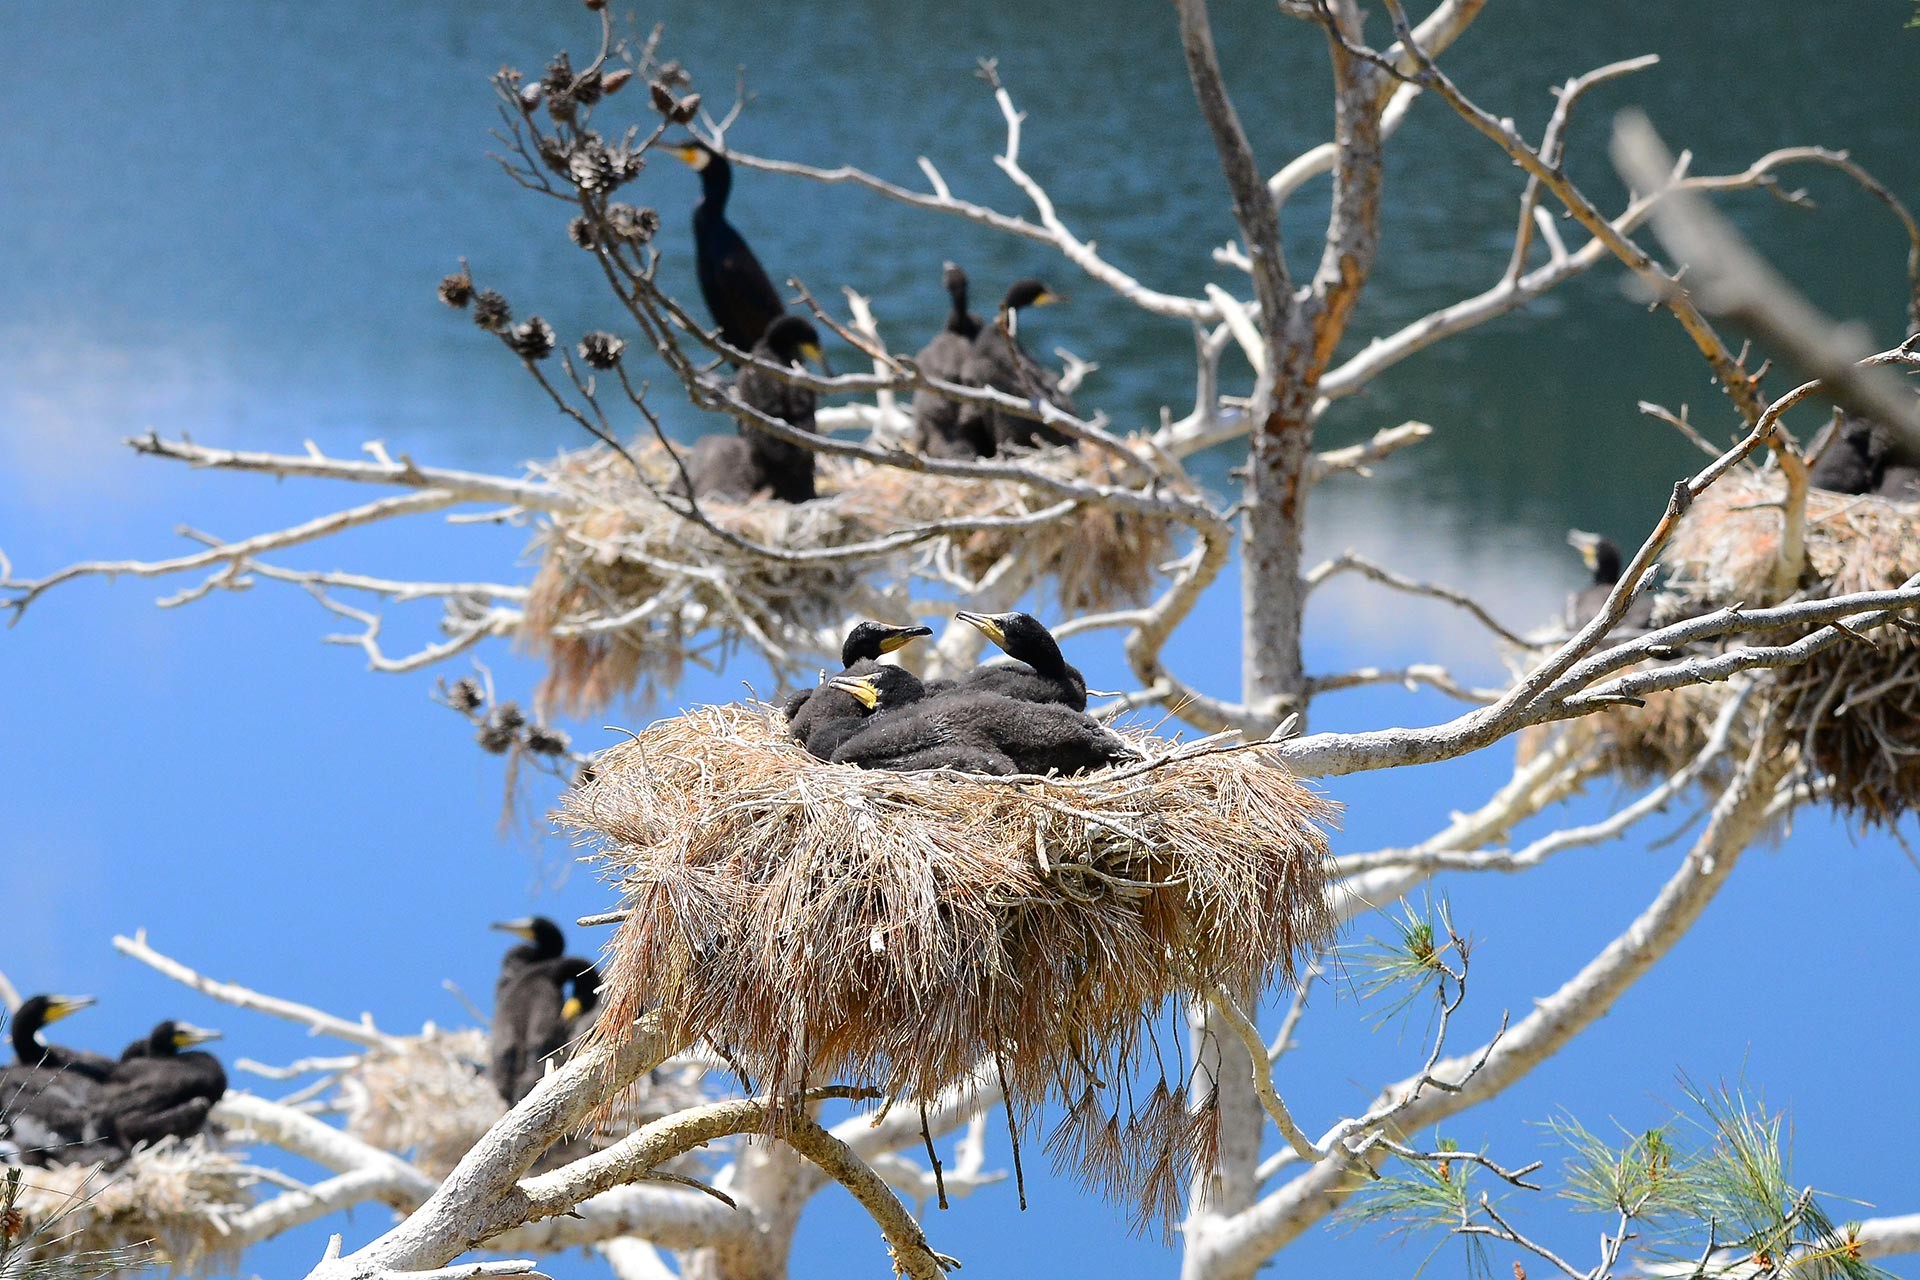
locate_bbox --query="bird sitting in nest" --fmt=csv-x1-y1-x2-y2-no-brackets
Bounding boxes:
674,315,829,504
944,609,1088,709
1566,530,1654,631
2,994,117,1166
826,665,1136,778
784,620,934,760
489,917,601,1104
956,278,1077,454
93,1020,226,1149
910,262,994,459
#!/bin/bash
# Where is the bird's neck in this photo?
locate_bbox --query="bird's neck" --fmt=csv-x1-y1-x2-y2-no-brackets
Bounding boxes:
947,284,970,332
1023,638,1069,677
1594,547,1623,585
11,1019,43,1062
698,158,733,212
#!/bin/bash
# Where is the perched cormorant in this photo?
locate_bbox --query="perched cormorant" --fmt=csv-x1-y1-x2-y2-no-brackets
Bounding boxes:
1808,413,1884,495
10,994,114,1081
488,918,598,1103
956,279,1076,452
677,315,827,504
96,1022,225,1148
952,610,1088,710
0,1063,110,1166
828,668,1133,777
911,263,995,459
1566,531,1654,630
665,139,786,353
784,620,934,758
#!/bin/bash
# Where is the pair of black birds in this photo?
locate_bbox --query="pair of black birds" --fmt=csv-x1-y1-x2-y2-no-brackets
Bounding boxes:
662,139,1078,504
1,993,225,1167
488,917,601,1105
783,611,1134,777
1806,412,1920,501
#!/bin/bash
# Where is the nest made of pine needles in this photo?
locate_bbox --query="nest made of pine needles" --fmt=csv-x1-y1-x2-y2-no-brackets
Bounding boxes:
558,702,1335,1232
338,1030,715,1180
520,439,1178,717
1658,467,1920,824
7,1137,255,1276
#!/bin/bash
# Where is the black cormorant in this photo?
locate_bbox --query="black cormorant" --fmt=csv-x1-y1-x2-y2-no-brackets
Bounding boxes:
911,263,994,459
952,610,1088,710
489,918,598,1103
956,278,1076,452
677,315,827,504
665,139,786,353
96,1022,225,1148
784,620,933,757
10,994,115,1081
1808,414,1884,495
0,1064,110,1166
1566,531,1654,630
827,668,1133,777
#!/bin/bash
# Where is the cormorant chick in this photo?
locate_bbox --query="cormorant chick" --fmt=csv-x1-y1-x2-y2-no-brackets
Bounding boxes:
664,139,785,353
911,263,994,459
957,278,1076,452
676,315,827,504
1566,531,1654,630
953,610,1088,709
1808,413,1885,495
97,1022,225,1148
10,994,115,1082
828,668,1133,777
0,1064,111,1167
784,620,934,758
488,918,598,1103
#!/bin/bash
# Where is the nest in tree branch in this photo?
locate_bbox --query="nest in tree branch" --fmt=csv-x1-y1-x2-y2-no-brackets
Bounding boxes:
1658,467,1920,824
520,440,1177,717
558,702,1335,1232
339,1029,713,1179
8,1137,255,1275
1515,680,1744,787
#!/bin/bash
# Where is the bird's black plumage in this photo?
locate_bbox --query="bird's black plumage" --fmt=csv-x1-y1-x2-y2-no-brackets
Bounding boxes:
1808,413,1885,495
1877,461,1920,501
677,316,826,504
784,620,933,758
827,667,1132,777
952,610,1088,710
95,1021,225,1148
488,918,599,1103
667,140,785,353
1566,531,1654,630
956,278,1076,452
911,263,995,459
10,994,114,1082
0,1063,113,1166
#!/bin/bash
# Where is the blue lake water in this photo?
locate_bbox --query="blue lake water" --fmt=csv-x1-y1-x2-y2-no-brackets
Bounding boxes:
2,3,1917,1278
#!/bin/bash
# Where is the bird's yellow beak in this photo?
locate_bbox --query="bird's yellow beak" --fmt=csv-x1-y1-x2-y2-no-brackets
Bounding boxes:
44,995,96,1024
1032,290,1062,306
954,611,1006,647
877,625,933,654
1566,530,1601,570
491,919,538,940
666,143,710,171
560,997,584,1022
828,674,882,709
172,1023,222,1049
799,341,825,368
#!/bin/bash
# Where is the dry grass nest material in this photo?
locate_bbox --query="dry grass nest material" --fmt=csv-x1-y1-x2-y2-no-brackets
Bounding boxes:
560,701,1335,1230
1657,467,1920,823
8,1137,254,1275
340,1030,713,1179
521,440,1178,716
1515,680,1744,788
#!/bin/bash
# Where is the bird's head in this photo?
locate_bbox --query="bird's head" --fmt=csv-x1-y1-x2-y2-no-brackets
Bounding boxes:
1565,530,1622,582
492,916,566,957
941,261,969,296
761,315,826,370
954,609,1057,658
1001,278,1062,311
664,138,716,172
842,620,933,666
828,665,924,712
19,993,95,1029
149,1020,222,1054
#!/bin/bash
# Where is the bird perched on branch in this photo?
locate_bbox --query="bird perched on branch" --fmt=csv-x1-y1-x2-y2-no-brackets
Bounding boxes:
489,917,600,1103
664,138,786,354
952,610,1088,709
676,315,828,504
957,278,1076,453
95,1021,225,1148
1566,531,1655,631
828,666,1134,777
784,619,934,759
911,263,994,459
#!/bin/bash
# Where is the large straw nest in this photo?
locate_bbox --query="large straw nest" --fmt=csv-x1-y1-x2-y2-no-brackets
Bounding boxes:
1513,662,1747,787
9,1138,255,1275
559,701,1334,1229
1658,467,1920,823
339,1030,714,1179
520,439,1177,717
